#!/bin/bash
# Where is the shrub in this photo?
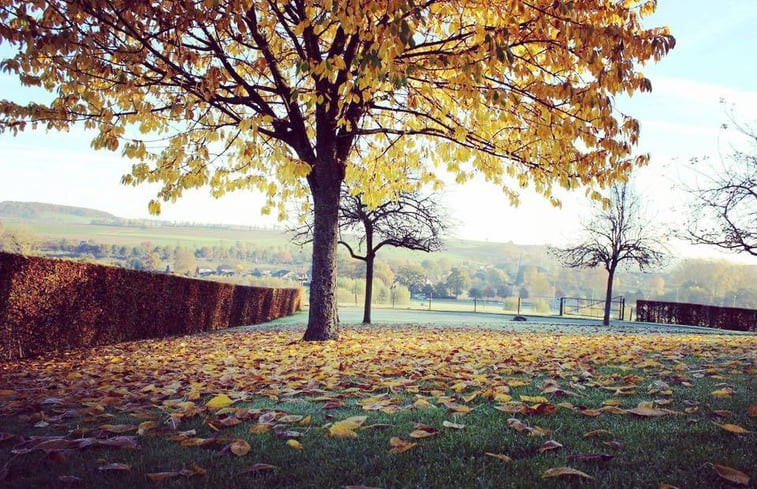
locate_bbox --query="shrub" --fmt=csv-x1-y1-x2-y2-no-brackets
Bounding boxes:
0,252,303,360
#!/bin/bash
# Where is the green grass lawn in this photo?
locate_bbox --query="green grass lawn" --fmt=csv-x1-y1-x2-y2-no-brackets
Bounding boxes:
0,326,754,488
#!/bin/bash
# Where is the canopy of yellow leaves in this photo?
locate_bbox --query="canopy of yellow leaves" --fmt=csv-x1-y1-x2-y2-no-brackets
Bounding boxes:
0,0,674,215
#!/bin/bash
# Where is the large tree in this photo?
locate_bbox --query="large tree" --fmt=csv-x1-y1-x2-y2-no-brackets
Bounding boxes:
686,119,756,257
295,188,446,323
0,1,674,340
550,183,666,325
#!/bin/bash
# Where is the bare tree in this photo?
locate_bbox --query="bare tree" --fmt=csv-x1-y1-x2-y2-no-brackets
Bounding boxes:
686,118,756,257
294,189,446,323
550,183,666,325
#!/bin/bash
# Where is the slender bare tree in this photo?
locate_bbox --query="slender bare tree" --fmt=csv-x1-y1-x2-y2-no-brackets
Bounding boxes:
551,183,666,325
686,118,756,257
294,188,446,323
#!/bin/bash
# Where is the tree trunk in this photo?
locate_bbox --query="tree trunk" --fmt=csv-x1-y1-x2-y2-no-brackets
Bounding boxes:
603,267,616,326
363,254,374,324
303,168,342,341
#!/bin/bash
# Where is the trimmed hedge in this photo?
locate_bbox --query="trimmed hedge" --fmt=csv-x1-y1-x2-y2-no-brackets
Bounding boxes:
0,252,303,360
636,299,756,332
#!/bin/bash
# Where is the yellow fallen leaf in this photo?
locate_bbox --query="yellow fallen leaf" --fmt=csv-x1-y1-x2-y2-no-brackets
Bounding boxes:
328,423,358,439
414,398,433,408
206,394,234,410
713,423,752,434
520,395,549,404
485,452,512,462
710,388,734,398
299,415,312,426
278,414,304,424
388,437,416,454
442,420,465,430
582,429,612,439
711,463,749,485
626,406,668,417
409,429,436,439
542,467,594,480
137,420,158,435
286,439,303,450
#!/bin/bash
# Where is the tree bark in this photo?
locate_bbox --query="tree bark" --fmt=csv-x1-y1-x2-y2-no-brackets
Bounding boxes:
303,166,342,341
363,253,374,324
603,267,616,326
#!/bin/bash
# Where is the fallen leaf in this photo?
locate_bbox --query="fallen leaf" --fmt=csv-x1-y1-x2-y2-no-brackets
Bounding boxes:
538,440,563,453
602,440,625,450
711,463,749,485
713,423,752,434
239,463,277,475
388,437,416,454
278,414,304,424
659,484,681,489
58,475,82,483
484,452,512,462
98,463,131,471
747,405,757,417
567,453,613,462
343,486,384,489
542,466,594,479
582,429,612,439
206,394,234,410
228,439,251,456
286,439,303,450
626,406,668,417
442,420,465,430
710,388,734,398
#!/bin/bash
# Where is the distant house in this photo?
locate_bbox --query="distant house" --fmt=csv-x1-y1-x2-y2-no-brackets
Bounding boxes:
217,264,235,276
272,269,293,279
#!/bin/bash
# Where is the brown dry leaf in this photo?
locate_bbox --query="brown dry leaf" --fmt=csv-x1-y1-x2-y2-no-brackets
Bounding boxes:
747,405,757,417
713,423,752,434
542,466,594,479
580,409,603,417
98,424,137,434
602,440,625,450
409,424,439,439
711,463,750,485
228,439,251,456
239,463,277,475
485,452,513,462
388,437,416,454
567,453,613,463
538,440,563,453
659,483,681,489
250,423,274,434
626,406,668,417
343,486,384,489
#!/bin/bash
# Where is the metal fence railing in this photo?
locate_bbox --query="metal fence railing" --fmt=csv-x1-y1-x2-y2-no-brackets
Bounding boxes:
558,296,625,320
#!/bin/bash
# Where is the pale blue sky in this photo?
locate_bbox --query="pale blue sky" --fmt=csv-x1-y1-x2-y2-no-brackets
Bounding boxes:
1,1,756,260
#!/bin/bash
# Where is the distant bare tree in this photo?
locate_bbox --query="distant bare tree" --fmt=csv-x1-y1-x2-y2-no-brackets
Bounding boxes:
293,189,447,323
686,118,756,257
550,183,666,325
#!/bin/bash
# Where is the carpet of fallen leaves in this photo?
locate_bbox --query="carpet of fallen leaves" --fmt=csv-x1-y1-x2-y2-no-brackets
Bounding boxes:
0,327,755,487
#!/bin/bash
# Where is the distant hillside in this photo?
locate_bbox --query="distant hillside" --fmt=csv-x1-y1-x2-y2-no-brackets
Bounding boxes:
0,201,118,223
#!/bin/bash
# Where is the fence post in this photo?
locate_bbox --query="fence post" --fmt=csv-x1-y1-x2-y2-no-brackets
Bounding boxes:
473,298,477,313
517,297,521,315
559,297,564,316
